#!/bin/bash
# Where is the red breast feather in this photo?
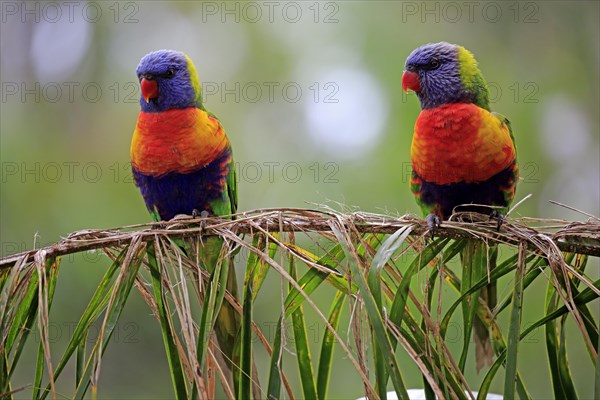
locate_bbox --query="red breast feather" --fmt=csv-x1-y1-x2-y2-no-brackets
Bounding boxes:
411,103,515,185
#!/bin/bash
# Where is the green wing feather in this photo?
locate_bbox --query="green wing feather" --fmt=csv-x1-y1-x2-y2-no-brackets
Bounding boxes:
492,111,519,207
227,156,238,217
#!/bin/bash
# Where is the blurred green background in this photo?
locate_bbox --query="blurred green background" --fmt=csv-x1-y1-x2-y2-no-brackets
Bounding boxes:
1,1,598,398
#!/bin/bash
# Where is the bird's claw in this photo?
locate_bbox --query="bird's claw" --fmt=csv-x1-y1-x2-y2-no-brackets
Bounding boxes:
489,210,505,231
192,209,210,229
426,213,441,239
192,209,209,219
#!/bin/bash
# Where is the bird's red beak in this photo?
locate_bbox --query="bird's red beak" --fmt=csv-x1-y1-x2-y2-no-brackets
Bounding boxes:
141,78,158,103
401,71,420,93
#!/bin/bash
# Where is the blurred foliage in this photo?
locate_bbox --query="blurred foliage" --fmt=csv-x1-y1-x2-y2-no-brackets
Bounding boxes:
1,1,599,398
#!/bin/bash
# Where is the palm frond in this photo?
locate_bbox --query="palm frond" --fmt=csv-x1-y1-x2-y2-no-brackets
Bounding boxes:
1,208,598,399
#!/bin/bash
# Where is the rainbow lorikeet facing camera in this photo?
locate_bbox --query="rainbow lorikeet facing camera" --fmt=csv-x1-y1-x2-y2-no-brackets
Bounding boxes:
130,50,240,372
402,42,518,371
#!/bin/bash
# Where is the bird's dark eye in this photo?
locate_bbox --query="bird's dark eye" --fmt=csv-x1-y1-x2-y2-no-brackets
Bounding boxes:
165,68,175,78
427,60,440,70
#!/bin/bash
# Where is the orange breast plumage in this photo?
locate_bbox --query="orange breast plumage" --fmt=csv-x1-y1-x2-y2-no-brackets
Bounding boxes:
410,103,516,185
130,108,229,176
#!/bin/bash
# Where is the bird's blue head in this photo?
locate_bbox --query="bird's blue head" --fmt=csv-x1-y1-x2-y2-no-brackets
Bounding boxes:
136,50,203,113
402,42,489,110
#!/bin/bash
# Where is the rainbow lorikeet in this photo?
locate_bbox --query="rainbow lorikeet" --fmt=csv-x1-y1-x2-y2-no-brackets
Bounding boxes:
402,42,518,371
130,50,240,371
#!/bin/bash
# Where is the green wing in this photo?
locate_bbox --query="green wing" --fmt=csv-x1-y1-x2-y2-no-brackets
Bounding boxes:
204,112,237,218
206,152,237,218
492,112,519,207
204,106,237,219
227,156,238,218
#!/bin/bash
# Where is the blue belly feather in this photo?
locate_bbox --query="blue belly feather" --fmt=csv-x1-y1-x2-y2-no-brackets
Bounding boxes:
132,149,231,221
414,162,517,219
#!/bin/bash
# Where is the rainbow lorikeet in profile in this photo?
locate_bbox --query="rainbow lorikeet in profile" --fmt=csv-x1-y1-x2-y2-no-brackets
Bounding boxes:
402,42,518,371
130,50,240,372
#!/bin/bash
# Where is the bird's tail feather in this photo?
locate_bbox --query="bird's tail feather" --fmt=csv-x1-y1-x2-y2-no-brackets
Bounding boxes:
461,240,497,372
195,237,241,366
191,236,263,398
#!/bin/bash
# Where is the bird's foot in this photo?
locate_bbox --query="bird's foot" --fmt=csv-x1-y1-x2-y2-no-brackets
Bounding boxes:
192,209,210,219
192,209,210,229
425,213,441,239
489,210,505,231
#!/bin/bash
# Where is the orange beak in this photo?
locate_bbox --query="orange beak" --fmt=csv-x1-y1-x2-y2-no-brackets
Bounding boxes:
401,71,420,93
141,78,158,103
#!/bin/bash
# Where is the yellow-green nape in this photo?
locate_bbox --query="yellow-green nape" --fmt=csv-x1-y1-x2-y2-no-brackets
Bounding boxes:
457,46,481,81
183,54,202,102
456,45,490,110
